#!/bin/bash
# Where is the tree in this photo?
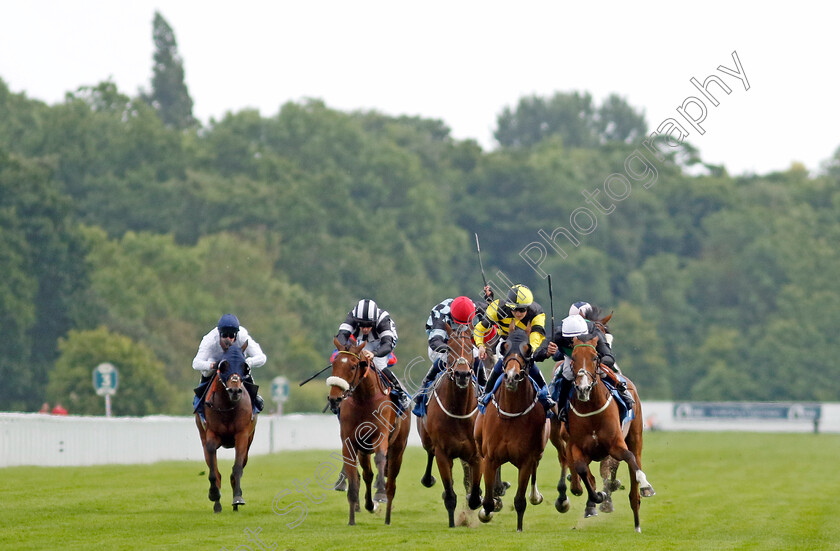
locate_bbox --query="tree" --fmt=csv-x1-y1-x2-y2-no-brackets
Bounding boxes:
47,327,177,415
143,11,196,129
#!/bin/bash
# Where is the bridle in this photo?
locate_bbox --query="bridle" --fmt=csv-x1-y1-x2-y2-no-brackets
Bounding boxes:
570,342,613,417
490,352,538,418
205,362,245,413
328,350,371,400
431,326,478,419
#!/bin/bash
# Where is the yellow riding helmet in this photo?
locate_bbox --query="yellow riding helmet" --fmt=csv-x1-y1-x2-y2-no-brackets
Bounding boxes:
505,284,533,310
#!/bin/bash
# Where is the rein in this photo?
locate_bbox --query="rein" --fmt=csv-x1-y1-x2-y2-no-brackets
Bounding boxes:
431,332,479,419
205,371,243,413
492,354,538,418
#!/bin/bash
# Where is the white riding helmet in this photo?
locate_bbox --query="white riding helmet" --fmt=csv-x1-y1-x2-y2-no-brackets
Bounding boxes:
568,301,592,318
561,314,588,337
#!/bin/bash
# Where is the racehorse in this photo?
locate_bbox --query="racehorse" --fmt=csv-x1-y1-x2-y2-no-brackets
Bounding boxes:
416,323,483,527
558,334,654,532
195,343,257,513
474,324,548,532
327,337,411,526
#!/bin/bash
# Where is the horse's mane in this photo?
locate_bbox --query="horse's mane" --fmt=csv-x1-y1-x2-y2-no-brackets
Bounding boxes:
505,326,531,358
582,304,611,332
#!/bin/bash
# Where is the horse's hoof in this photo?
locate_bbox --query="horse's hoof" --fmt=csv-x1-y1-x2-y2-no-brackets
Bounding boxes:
555,497,570,514
478,508,493,523
584,506,598,518
354,502,361,512
209,488,221,502
233,496,245,506
599,500,614,513
493,497,503,512
374,492,387,503
530,492,543,506
421,475,436,488
371,501,380,513
213,502,222,513
641,485,655,497
606,479,622,492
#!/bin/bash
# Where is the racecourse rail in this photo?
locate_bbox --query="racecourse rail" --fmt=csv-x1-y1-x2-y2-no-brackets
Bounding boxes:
2,401,839,468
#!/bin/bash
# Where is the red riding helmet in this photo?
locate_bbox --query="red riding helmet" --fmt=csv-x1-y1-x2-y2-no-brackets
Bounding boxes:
450,296,476,324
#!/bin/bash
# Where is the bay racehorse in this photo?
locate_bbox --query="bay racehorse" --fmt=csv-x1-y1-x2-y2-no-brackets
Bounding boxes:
195,342,257,513
559,334,654,532
416,322,483,526
327,337,411,525
474,324,548,531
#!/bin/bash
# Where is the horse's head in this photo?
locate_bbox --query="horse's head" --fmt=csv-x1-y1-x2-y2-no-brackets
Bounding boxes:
445,322,474,389
571,334,600,402
326,337,369,413
217,343,249,404
501,323,531,392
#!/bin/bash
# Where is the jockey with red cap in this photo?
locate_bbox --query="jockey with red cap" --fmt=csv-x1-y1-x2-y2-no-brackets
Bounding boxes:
412,296,488,415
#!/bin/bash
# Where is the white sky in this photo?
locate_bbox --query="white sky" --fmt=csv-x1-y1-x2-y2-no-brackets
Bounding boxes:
1,1,837,176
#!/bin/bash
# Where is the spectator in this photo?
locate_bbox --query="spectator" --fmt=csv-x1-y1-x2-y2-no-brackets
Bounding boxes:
51,403,68,415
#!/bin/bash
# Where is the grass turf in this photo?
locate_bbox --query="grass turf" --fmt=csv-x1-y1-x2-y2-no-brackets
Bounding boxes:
3,431,838,550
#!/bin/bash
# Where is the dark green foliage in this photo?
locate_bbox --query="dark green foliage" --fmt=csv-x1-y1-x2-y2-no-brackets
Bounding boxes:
0,65,838,412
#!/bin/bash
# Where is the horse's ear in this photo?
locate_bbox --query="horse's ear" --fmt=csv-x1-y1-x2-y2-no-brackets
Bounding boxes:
444,322,452,335
519,341,530,358
350,340,366,355
241,340,248,353
508,320,516,334
525,322,532,334
602,312,613,325
500,341,509,356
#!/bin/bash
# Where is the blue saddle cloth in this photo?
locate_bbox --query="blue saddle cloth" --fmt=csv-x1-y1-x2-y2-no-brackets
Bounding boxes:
549,373,635,426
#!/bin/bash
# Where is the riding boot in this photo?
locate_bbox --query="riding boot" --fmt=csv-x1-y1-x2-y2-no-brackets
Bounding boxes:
382,367,412,412
243,376,264,413
529,363,557,416
557,377,574,424
193,373,214,416
472,358,487,388
481,359,503,406
414,359,444,407
604,369,635,409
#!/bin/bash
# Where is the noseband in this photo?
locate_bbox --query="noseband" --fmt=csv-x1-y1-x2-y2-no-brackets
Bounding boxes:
328,350,370,399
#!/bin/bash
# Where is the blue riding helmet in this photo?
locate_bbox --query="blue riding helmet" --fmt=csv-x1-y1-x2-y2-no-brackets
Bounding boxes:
217,313,240,331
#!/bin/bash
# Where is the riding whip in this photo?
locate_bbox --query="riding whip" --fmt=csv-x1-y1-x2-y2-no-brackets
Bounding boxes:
299,364,332,386
547,273,555,339
475,233,489,300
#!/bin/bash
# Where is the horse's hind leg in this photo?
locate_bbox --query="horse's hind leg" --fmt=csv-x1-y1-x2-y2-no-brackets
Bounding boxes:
478,457,499,524
434,450,457,527
599,458,620,513
373,450,388,504
529,468,543,505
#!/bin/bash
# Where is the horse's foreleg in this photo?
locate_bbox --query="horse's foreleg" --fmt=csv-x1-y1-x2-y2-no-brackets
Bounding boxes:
571,447,604,515
465,453,483,511
478,456,499,523
421,449,436,488
513,460,535,532
384,422,409,526
230,431,251,510
614,445,652,533
372,449,388,504
434,450,457,527
202,435,222,514
359,453,375,512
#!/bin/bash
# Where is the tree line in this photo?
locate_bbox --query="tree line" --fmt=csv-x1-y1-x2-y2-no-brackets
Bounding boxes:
1,13,838,415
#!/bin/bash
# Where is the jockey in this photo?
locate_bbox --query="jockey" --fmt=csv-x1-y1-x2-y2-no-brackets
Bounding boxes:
534,313,634,423
476,284,556,416
412,296,488,413
335,299,411,413
192,313,266,415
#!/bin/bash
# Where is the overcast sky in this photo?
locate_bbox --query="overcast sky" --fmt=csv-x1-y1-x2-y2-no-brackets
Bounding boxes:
1,1,837,176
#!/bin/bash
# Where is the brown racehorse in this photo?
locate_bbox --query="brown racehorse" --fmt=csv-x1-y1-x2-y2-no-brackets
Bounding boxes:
195,343,257,513
560,334,655,532
474,324,548,532
327,337,411,526
417,323,483,527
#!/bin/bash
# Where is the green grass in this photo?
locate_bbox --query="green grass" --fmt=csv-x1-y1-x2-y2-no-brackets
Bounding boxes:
3,432,838,550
